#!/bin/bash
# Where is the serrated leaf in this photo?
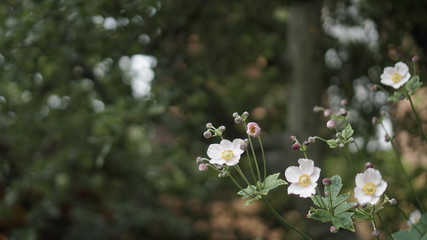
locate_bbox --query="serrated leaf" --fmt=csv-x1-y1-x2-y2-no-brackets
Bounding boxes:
237,185,257,199
311,195,327,208
326,139,338,148
333,192,350,207
342,124,354,139
334,202,354,215
262,173,288,192
309,208,332,223
388,91,404,102
352,209,369,220
327,175,342,200
405,75,422,95
332,212,355,231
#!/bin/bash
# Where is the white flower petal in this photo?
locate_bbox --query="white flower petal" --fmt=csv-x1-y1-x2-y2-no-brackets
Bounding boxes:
368,196,380,205
310,167,321,182
375,180,387,197
225,155,240,166
382,66,395,77
354,187,371,204
395,62,409,75
287,183,310,197
355,173,365,187
364,168,382,185
220,139,233,149
298,158,314,174
207,143,223,159
209,158,226,165
285,166,301,183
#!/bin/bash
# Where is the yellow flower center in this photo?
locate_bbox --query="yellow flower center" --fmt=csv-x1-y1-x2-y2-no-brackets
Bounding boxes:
298,174,311,187
249,126,256,134
221,150,234,161
363,182,377,195
391,73,402,83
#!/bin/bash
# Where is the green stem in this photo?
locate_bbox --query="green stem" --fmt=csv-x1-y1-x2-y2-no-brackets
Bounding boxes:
261,196,313,240
338,231,344,240
257,136,267,181
235,165,253,189
404,90,427,143
244,122,262,182
377,213,394,240
380,123,426,213
245,151,258,183
343,145,356,174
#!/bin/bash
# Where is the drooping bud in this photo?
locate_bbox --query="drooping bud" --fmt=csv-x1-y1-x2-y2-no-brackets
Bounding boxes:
308,136,315,143
232,112,239,118
313,106,322,112
327,120,336,129
353,203,359,208
330,226,338,234
242,111,249,118
206,122,213,129
348,137,355,143
322,178,332,186
199,163,208,171
365,162,374,169
372,230,380,237
384,134,391,142
292,143,301,151
303,140,309,146
203,131,212,139
371,116,378,125
325,191,330,197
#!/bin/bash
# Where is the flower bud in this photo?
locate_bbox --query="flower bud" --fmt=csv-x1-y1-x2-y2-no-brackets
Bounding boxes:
330,226,338,234
206,122,213,129
292,143,301,151
371,116,378,125
389,198,397,206
196,157,203,163
341,99,348,106
306,213,312,218
369,84,377,92
353,203,359,208
322,178,332,186
313,106,322,112
244,138,249,144
242,111,249,118
412,56,420,62
290,135,297,141
240,143,248,150
384,134,391,142
336,132,341,137
218,125,226,132
325,191,330,197
372,230,380,237
327,120,336,129
324,109,332,117
308,137,315,143
232,112,239,118
339,108,348,116
216,164,224,170
303,140,309,146
339,143,345,148
234,117,243,123
199,163,208,171
203,131,212,139
348,137,355,143
364,162,374,169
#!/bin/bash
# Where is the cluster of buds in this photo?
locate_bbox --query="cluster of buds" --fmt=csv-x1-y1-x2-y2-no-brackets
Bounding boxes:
289,135,315,151
203,122,226,139
232,111,249,124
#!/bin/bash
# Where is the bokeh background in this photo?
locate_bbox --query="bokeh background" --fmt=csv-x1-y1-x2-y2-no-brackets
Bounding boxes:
1,0,427,239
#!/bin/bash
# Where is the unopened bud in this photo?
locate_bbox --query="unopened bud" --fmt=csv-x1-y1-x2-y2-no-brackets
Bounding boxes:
206,122,213,129
372,230,380,237
218,125,226,132
306,213,312,218
327,120,336,129
242,111,249,118
322,178,332,186
303,140,309,146
389,198,397,206
290,135,297,141
349,137,355,143
292,143,301,151
385,134,391,142
330,226,338,234
196,157,203,163
232,112,239,118
325,191,330,197
324,109,332,117
353,203,359,208
308,137,316,143
240,143,248,150
234,117,243,123
412,56,420,62
313,106,322,112
371,116,378,125
339,143,345,148
199,163,208,171
369,84,378,92
216,164,224,170
339,108,348,116
203,131,212,139
365,162,374,169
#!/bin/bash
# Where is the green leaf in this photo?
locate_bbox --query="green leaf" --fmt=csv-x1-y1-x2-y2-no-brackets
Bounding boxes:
405,75,422,95
309,208,332,223
237,185,257,199
388,91,404,102
326,139,339,148
332,212,355,232
261,173,288,193
327,175,343,200
334,202,354,215
342,124,354,140
244,195,261,206
237,173,287,206
333,192,350,207
352,208,370,220
311,195,327,208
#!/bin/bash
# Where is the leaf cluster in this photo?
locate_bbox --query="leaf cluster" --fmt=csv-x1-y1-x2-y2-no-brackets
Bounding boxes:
237,173,287,206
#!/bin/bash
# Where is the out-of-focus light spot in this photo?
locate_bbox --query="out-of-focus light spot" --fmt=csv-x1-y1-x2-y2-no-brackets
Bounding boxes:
92,99,105,112
325,49,342,69
40,105,49,118
0,53,4,64
80,79,94,91
92,15,104,25
33,72,43,85
47,95,61,109
120,54,157,98
21,90,32,103
103,17,117,30
138,34,150,44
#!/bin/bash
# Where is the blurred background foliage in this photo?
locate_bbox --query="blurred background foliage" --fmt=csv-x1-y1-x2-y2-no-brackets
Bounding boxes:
1,0,427,239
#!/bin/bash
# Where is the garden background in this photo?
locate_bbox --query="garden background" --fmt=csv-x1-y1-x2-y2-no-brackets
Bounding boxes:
1,0,427,239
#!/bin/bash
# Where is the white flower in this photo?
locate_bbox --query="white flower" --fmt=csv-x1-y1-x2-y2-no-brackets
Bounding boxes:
407,210,421,227
207,139,244,166
380,62,411,89
284,158,321,198
354,168,387,205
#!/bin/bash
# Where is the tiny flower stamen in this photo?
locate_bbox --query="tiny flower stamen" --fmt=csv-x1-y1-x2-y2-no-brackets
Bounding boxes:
298,174,311,187
221,150,234,161
363,182,377,195
391,72,402,83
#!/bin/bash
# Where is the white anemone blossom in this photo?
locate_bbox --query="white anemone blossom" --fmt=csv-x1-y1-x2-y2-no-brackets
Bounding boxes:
284,158,321,198
207,139,244,166
354,168,387,205
380,62,411,89
407,210,421,227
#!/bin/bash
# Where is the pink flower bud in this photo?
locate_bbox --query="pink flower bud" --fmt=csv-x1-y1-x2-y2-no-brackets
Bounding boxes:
369,84,377,92
322,178,332,186
199,163,208,171
372,230,380,237
412,56,420,62
326,120,336,129
324,109,332,117
246,122,261,137
203,131,212,139
290,135,296,141
292,143,301,151
330,226,338,234
365,162,374,169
